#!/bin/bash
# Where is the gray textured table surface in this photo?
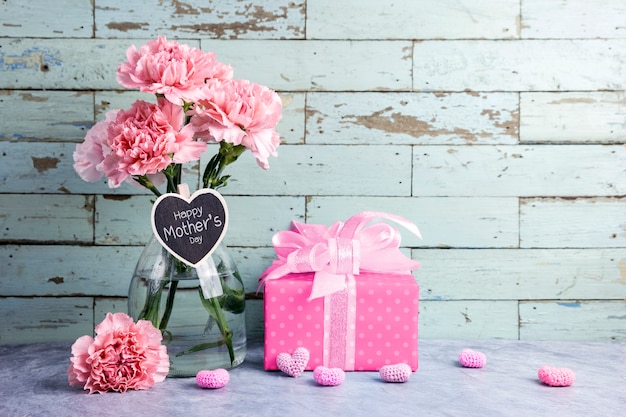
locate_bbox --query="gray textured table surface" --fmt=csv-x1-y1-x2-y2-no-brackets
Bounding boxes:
1,339,624,417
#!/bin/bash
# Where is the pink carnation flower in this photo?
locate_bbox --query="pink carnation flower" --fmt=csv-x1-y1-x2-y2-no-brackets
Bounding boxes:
74,98,206,188
190,78,283,169
68,312,169,394
73,109,119,183
116,36,233,105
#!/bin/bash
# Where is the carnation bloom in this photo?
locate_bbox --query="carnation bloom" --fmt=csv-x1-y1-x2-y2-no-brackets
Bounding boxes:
104,98,204,187
116,36,233,105
73,109,119,183
190,78,283,169
75,98,205,188
68,312,169,394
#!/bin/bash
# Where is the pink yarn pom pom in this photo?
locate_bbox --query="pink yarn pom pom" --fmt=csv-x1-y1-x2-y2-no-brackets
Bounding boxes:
196,369,230,389
379,363,413,383
313,366,345,386
538,366,575,387
458,349,487,368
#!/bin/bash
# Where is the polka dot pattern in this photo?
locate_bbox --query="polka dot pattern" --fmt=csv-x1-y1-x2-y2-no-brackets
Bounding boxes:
264,272,419,372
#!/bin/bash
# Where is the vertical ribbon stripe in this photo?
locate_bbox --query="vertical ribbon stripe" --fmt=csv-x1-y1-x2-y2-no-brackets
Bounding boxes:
323,274,356,370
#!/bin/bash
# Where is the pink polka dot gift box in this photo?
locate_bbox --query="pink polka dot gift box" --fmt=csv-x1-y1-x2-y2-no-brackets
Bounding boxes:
260,212,422,372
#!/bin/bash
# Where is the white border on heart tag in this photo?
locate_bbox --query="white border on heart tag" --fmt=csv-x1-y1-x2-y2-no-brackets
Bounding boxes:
150,187,229,269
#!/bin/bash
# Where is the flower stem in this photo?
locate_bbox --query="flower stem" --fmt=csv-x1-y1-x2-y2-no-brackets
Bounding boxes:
174,337,231,357
137,278,166,325
164,164,182,194
134,175,162,198
157,257,190,331
158,280,178,332
199,288,235,365
211,295,235,364
202,142,246,189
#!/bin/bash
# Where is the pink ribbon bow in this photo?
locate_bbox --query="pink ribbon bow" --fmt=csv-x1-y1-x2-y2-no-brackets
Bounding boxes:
260,211,421,300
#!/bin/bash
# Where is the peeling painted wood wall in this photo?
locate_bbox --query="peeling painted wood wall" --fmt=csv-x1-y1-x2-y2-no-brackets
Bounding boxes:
1,0,625,344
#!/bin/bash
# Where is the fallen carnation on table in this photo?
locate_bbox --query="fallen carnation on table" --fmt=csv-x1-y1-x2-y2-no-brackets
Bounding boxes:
68,312,169,394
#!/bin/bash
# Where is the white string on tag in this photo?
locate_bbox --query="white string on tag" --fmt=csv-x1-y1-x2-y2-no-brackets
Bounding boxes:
177,183,191,198
195,255,224,299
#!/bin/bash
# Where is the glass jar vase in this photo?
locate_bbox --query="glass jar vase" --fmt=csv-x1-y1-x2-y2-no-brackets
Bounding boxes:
128,236,246,377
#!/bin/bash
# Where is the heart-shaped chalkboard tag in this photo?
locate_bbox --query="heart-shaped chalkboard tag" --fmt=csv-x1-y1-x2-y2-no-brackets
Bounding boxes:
150,189,228,268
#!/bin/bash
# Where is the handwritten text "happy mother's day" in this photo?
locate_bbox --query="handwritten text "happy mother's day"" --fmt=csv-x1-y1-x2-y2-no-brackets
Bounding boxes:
161,207,223,245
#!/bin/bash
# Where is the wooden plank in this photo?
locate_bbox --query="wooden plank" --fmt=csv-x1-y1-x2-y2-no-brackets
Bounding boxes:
275,93,306,144
0,0,93,38
204,40,413,91
217,144,413,196
306,196,520,248
0,297,93,344
520,92,626,144
94,195,154,245
522,0,626,39
307,0,519,40
1,38,412,91
95,90,153,119
520,197,626,248
413,249,626,300
520,301,626,342
413,40,626,92
0,245,142,297
0,90,94,141
244,300,264,341
0,38,205,90
95,195,305,247
306,92,519,145
0,129,308,198
231,247,283,293
412,145,626,197
0,38,128,90
0,244,274,298
0,141,172,195
94,297,127,324
0,194,94,243
0,142,89,194
1,245,275,341
95,91,305,144
94,297,266,342
95,0,305,39
223,196,304,247
419,300,519,339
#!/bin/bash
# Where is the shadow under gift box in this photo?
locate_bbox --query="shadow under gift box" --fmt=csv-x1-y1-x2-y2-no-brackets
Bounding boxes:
263,272,419,372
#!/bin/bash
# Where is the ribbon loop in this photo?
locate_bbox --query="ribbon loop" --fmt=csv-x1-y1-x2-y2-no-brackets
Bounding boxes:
260,211,422,300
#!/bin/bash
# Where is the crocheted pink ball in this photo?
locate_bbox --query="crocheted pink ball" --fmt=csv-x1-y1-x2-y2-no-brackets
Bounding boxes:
379,363,413,383
538,366,575,387
458,349,487,368
196,369,230,389
313,366,345,386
